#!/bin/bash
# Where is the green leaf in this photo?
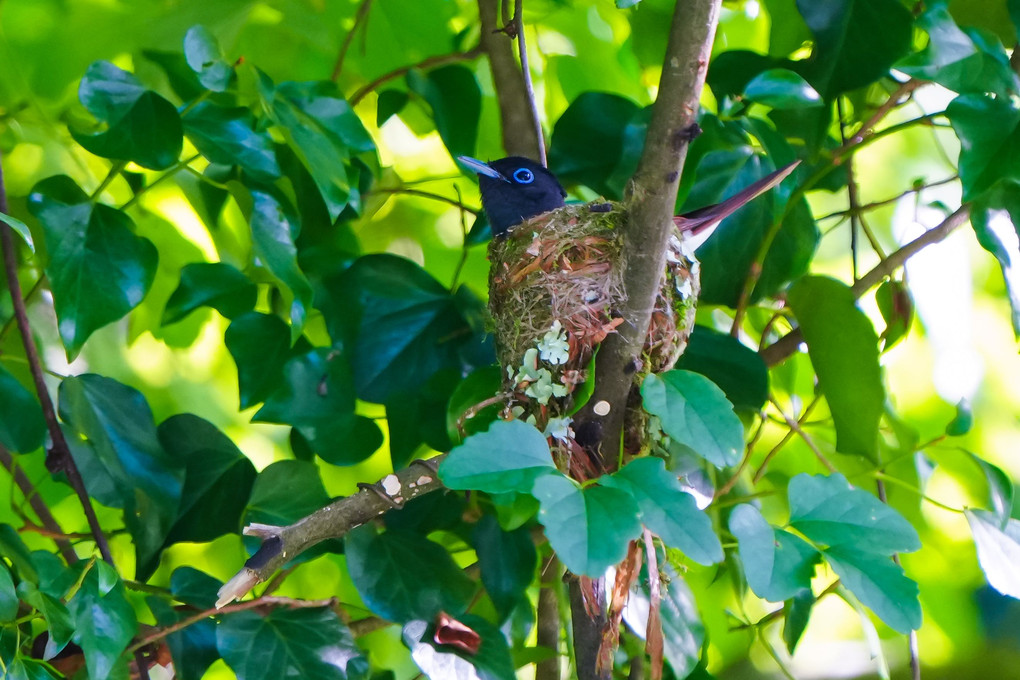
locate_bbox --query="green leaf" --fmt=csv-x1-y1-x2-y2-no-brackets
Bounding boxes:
338,254,487,403
875,280,912,350
58,374,184,579
439,419,556,494
0,567,16,622
158,414,257,546
68,561,138,680
0,525,37,582
407,65,480,160
183,25,233,92
729,504,820,602
787,276,883,460
446,365,502,444
601,457,722,565
217,607,369,680
149,594,219,680
965,451,1014,521
783,589,814,654
225,312,295,409
0,364,45,453
28,176,158,358
5,656,60,680
622,564,704,679
386,369,458,469
788,473,921,554
970,180,1020,336
376,89,409,126
261,75,374,220
73,66,184,169
947,94,1020,201
17,582,73,659
966,508,1020,600
795,0,913,98
163,262,257,325
548,92,642,200
402,616,516,680
744,69,821,108
246,460,331,528
641,370,744,468
691,151,818,306
532,474,642,576
254,348,383,466
675,325,769,410
0,210,34,251
823,546,921,633
183,102,280,181
473,515,537,620
896,5,1018,97
346,525,477,622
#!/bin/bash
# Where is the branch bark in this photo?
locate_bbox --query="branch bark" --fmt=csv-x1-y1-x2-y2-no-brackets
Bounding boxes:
478,0,543,161
217,457,446,606
0,444,78,564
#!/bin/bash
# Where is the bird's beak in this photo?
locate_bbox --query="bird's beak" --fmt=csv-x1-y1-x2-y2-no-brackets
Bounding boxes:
457,156,511,183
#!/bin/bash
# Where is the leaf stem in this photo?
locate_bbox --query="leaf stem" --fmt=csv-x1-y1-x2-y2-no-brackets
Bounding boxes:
120,154,202,211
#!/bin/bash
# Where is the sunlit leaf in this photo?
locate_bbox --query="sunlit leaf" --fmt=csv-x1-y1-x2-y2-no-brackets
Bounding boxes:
729,504,820,602
163,262,257,325
823,546,921,633
0,211,34,251
744,69,822,108
439,419,556,494
966,509,1020,600
183,102,280,181
183,25,233,92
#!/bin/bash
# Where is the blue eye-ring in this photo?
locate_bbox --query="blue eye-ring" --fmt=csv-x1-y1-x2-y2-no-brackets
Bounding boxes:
513,168,534,184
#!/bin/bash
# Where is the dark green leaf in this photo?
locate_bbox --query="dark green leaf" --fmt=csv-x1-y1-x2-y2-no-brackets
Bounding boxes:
783,589,814,654
947,94,1020,201
384,491,466,534
217,607,369,680
77,61,146,122
446,365,502,443
246,460,332,528
183,102,280,181
402,616,516,680
823,546,921,633
225,312,294,409
158,414,257,545
473,515,537,620
532,474,642,576
970,180,1020,336
897,5,1018,97
407,65,480,160
601,457,722,565
149,595,219,680
376,89,409,126
788,473,921,554
28,176,158,358
744,69,822,109
254,348,383,466
346,525,477,622
966,508,1020,599
73,89,183,170
729,504,820,602
58,374,184,579
184,25,233,92
338,254,485,403
795,0,913,97
691,151,818,306
261,76,374,220
5,657,60,680
548,92,642,199
386,369,458,468
0,525,36,582
163,262,257,325
641,370,744,468
0,210,34,251
68,561,138,680
708,51,791,102
965,451,1014,521
141,49,206,101
675,325,769,410
0,567,16,622
0,364,45,453
439,419,556,494
17,582,73,659
787,276,883,460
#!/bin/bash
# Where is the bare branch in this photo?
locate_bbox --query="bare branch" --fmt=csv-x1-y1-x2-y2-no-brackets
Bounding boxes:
350,47,483,106
0,445,78,564
331,0,374,82
512,0,546,165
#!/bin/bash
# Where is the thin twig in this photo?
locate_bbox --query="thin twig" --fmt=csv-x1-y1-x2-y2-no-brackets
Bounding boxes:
331,0,374,82
0,150,114,565
0,445,77,563
512,0,546,165
752,396,820,483
371,187,479,214
350,47,484,106
120,154,202,211
769,397,835,473
715,413,767,499
815,175,959,222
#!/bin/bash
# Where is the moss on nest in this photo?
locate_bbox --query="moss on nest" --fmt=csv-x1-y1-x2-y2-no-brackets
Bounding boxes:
488,201,700,432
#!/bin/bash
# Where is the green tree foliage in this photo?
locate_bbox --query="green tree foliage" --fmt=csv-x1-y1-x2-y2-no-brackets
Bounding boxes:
1,1,1020,679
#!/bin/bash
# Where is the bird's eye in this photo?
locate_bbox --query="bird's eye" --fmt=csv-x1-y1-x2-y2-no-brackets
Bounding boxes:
513,168,534,184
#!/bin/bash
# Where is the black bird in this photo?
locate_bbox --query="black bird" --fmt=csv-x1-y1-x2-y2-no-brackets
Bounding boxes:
457,156,566,237
460,155,799,245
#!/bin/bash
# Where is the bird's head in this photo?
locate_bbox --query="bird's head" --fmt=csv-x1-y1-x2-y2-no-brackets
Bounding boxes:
458,156,567,237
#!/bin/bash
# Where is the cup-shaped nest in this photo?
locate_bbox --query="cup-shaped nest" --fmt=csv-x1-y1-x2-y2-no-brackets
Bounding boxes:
488,202,700,422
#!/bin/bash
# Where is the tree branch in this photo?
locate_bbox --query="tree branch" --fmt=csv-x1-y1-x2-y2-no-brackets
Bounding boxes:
0,444,78,564
759,204,972,366
331,0,374,82
217,457,446,606
511,0,546,165
478,0,543,161
349,47,483,106
0,151,114,565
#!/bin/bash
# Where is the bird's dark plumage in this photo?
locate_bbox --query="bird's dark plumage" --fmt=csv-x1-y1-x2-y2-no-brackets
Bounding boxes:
458,156,566,237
